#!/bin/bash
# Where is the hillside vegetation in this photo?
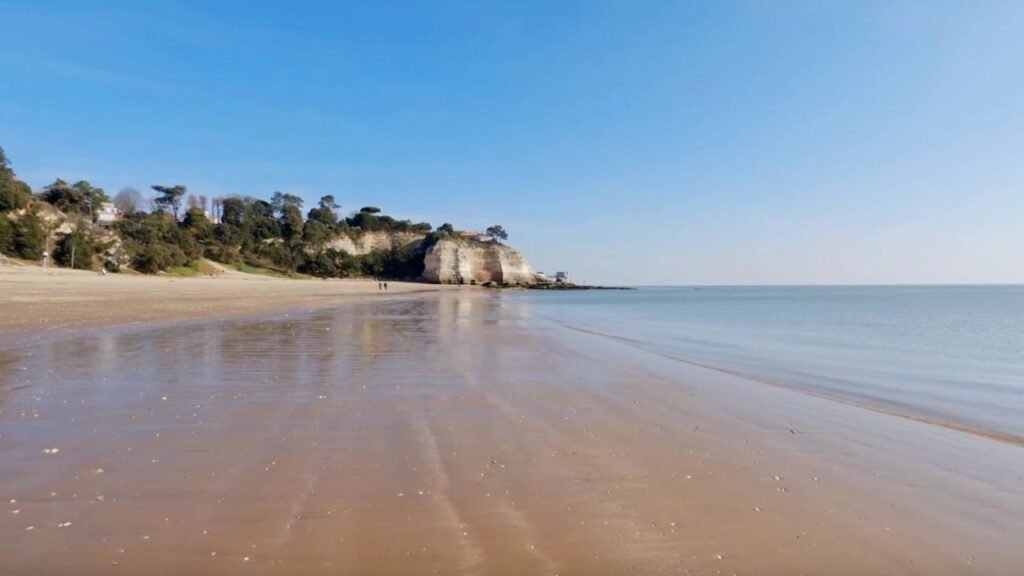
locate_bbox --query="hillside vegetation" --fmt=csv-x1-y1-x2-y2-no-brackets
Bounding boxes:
0,146,505,279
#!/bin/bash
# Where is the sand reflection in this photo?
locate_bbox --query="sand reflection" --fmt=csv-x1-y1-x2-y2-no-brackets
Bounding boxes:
1,292,1022,575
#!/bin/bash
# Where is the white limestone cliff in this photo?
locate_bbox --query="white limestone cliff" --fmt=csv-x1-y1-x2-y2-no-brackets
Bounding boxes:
421,238,537,286
324,231,424,255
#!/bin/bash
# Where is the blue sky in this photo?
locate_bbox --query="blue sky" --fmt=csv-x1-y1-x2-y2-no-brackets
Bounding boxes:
2,0,1022,284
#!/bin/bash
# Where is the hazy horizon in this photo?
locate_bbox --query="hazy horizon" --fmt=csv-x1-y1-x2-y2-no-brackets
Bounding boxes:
631,282,1024,288
2,1,1022,285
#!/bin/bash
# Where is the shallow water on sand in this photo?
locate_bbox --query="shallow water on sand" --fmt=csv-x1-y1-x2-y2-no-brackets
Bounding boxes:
518,286,1024,442
1,292,1023,575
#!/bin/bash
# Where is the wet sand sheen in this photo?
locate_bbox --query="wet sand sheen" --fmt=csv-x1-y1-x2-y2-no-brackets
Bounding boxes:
1,292,1023,575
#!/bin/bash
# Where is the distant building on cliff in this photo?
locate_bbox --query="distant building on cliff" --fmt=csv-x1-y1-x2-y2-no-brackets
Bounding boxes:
95,202,122,226
459,230,493,242
554,271,569,283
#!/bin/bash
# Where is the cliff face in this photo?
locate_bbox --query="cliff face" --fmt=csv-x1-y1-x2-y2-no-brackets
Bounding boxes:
422,239,536,285
323,231,539,286
324,231,425,255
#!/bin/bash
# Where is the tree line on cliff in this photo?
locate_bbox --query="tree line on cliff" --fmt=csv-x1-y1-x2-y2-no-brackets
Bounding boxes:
0,146,506,277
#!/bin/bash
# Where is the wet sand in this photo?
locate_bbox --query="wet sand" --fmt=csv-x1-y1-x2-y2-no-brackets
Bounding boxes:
1,291,1023,575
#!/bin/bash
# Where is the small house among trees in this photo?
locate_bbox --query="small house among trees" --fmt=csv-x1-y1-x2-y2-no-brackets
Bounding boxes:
459,230,492,242
95,202,122,226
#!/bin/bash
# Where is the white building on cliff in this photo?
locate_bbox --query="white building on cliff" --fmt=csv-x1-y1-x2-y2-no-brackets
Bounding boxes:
95,202,122,226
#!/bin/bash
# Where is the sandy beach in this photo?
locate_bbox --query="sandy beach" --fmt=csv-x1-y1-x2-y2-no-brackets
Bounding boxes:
1,270,1023,575
0,263,444,335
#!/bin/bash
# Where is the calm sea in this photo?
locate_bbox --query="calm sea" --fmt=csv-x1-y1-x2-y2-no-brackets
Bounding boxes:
516,286,1024,442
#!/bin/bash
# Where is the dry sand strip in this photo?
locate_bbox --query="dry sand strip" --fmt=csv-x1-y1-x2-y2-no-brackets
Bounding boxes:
2,293,1023,575
0,263,449,335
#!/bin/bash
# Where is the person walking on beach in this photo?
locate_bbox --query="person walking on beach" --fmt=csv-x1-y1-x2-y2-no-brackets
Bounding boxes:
378,281,382,291
384,282,388,291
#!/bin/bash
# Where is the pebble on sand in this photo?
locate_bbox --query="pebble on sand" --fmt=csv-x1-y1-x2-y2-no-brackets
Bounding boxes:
43,448,60,455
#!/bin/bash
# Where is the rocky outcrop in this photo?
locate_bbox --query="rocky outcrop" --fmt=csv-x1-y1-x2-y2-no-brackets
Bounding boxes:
324,231,425,255
317,231,540,286
422,239,537,286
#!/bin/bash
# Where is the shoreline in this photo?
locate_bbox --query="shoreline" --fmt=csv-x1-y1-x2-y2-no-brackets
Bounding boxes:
556,320,1024,448
1,276,1022,573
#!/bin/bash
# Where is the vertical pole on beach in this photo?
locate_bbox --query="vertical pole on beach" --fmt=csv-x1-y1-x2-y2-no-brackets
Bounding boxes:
71,245,76,270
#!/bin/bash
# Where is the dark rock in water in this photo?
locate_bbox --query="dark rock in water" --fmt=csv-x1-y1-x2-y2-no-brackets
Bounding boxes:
526,283,633,291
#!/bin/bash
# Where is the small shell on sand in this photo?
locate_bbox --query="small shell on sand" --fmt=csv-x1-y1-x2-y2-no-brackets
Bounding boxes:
43,448,60,454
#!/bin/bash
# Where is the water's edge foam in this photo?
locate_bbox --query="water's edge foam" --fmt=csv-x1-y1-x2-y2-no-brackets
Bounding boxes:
549,317,1024,448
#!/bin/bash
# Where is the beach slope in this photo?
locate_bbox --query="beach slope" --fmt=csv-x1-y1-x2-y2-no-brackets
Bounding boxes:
1,286,1022,575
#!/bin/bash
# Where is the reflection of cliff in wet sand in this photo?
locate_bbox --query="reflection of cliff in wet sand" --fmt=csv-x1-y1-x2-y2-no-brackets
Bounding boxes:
1,286,1023,575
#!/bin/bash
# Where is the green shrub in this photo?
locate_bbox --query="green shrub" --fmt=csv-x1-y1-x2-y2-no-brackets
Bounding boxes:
254,241,304,270
133,243,188,273
204,243,242,266
10,213,46,260
0,146,32,212
0,217,12,253
53,231,96,270
0,180,31,212
297,249,363,278
116,211,199,273
383,243,426,279
298,250,340,277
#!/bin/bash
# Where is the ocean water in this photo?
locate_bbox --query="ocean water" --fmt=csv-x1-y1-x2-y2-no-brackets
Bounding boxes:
515,286,1024,442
